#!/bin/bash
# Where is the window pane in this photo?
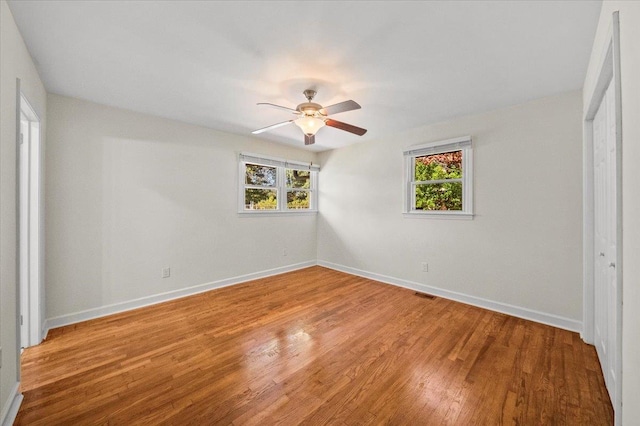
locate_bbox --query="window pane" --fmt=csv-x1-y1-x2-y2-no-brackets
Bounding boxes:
415,151,462,181
415,182,462,211
287,190,310,209
286,169,310,189
245,188,277,210
245,164,276,186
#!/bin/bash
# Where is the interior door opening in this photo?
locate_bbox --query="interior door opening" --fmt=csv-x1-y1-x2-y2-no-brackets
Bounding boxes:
18,92,42,350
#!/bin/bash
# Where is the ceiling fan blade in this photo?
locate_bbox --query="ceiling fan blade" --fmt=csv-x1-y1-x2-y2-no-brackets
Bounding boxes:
304,134,315,145
320,100,361,116
257,102,299,114
325,119,367,136
252,120,294,134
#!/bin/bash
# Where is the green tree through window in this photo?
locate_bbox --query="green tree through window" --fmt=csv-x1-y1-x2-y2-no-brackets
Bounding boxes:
414,151,463,211
286,169,311,209
240,155,318,212
245,164,277,209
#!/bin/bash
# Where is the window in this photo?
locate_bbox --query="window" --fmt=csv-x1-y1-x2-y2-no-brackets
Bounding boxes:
286,169,312,209
403,136,473,217
239,153,319,213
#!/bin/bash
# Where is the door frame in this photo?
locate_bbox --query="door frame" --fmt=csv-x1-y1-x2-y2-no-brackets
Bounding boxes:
16,79,44,357
582,11,622,423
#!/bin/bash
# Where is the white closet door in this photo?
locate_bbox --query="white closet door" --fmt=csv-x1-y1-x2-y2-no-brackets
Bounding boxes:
593,79,617,403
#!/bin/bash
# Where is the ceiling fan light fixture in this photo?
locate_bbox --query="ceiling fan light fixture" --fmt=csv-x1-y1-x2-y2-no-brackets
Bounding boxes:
294,115,325,135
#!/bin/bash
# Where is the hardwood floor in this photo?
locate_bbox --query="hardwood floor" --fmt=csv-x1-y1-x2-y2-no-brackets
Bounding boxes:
17,266,613,425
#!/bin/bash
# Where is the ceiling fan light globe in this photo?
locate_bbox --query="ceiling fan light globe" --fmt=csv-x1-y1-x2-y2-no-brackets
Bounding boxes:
294,116,325,136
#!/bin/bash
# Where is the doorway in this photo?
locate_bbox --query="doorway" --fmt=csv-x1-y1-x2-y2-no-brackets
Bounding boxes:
18,91,42,349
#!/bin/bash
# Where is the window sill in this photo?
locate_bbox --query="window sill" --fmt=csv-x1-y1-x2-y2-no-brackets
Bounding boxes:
403,211,474,220
238,210,318,217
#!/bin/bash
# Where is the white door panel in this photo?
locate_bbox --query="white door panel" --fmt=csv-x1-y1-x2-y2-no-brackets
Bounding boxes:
593,79,617,404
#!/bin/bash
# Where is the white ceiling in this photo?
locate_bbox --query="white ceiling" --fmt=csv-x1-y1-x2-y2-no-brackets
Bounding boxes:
8,1,601,151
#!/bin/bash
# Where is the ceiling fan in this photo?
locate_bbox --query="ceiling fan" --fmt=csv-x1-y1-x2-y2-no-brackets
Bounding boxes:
252,89,367,145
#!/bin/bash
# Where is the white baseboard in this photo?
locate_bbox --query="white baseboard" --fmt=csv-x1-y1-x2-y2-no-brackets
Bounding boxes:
42,259,582,336
41,321,49,341
44,261,316,334
1,383,23,426
317,260,582,333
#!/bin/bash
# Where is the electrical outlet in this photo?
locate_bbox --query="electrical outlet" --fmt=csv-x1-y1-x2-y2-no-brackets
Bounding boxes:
283,248,288,257
162,267,171,278
421,262,429,272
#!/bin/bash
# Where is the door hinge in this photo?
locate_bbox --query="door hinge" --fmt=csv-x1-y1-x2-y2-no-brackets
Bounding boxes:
19,133,24,145
20,315,23,326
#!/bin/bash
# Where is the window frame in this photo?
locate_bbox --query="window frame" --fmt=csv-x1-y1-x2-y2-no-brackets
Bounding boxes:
403,136,473,219
238,152,319,215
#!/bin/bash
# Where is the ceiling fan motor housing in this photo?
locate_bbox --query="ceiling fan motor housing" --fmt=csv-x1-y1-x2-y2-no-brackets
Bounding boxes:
297,102,325,117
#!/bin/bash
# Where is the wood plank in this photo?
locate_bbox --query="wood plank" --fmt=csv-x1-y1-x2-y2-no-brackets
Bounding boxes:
16,266,613,425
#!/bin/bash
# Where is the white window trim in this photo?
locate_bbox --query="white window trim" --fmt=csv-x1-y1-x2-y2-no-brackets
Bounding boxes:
238,152,319,215
403,136,474,218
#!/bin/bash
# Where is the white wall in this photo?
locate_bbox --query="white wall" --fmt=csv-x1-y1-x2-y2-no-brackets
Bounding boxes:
583,3,640,424
318,91,583,326
0,0,47,421
45,94,317,321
